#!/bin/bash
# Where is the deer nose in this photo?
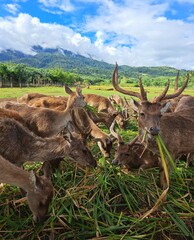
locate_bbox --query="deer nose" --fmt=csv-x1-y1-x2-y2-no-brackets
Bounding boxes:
149,127,159,136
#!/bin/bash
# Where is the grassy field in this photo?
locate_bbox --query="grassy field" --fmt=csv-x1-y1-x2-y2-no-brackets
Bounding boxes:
0,85,194,240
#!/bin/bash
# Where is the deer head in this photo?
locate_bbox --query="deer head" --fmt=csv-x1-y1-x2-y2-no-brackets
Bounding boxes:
110,119,139,168
27,161,53,222
61,124,97,167
65,85,86,109
112,63,189,139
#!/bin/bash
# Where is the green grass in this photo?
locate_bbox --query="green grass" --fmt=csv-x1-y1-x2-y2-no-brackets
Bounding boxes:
0,86,194,239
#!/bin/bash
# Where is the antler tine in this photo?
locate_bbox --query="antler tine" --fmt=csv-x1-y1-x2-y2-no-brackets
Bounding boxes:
152,80,170,103
161,73,189,101
174,70,180,92
112,63,142,100
138,76,148,101
109,119,123,143
123,96,129,107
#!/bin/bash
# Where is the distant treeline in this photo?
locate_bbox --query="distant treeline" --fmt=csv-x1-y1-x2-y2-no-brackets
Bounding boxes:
0,62,84,88
0,62,193,88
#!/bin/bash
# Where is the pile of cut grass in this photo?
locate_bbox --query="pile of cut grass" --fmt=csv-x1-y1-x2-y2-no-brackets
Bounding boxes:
0,157,193,240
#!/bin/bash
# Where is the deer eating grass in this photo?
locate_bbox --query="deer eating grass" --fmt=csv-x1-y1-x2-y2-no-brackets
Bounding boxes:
0,117,96,167
83,93,128,129
110,120,159,170
0,155,53,222
112,63,190,189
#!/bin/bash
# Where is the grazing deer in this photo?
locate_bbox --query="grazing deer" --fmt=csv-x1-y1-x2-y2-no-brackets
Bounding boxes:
110,120,159,170
0,155,53,222
70,107,115,158
83,93,127,129
0,86,86,138
0,117,96,167
109,94,130,120
87,109,118,129
112,63,190,189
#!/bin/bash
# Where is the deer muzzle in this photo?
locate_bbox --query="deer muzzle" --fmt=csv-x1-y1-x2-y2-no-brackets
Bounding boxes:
149,127,160,136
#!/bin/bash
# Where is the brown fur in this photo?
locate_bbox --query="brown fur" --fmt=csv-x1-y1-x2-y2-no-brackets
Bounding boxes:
0,155,53,222
0,108,26,125
70,107,114,158
0,117,96,167
17,93,48,103
0,86,85,138
112,63,190,189
113,141,159,170
174,95,194,112
29,96,68,109
84,94,127,129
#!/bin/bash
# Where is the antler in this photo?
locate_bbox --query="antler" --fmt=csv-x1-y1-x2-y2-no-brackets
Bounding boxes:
109,119,123,143
174,70,180,92
152,80,170,103
112,63,148,101
154,73,189,102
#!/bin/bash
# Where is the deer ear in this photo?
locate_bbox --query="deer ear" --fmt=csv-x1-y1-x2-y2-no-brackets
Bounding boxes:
76,86,82,96
161,101,171,114
42,161,52,180
29,171,42,190
64,85,73,95
130,98,140,112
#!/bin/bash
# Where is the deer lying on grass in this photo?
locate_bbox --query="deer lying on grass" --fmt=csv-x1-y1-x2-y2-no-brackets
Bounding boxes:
29,95,68,109
0,86,86,138
17,92,49,103
0,155,53,222
83,93,128,129
110,120,159,170
112,63,190,189
0,117,96,167
17,85,81,109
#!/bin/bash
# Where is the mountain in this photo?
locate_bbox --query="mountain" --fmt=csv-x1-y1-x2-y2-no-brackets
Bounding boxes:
0,46,188,81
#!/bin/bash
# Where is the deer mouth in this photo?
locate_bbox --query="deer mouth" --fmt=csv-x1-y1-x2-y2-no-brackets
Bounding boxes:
149,127,160,136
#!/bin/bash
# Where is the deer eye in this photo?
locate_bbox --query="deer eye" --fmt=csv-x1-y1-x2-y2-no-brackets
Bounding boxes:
140,112,145,117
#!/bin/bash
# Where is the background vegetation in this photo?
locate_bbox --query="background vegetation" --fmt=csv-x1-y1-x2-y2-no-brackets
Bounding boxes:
1,47,194,87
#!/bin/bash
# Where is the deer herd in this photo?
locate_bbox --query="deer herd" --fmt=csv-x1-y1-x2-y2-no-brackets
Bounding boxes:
0,63,193,222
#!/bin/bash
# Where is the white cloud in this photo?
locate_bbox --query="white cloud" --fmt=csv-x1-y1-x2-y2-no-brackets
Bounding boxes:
3,3,20,14
82,0,194,69
0,13,100,58
0,0,194,70
38,0,74,12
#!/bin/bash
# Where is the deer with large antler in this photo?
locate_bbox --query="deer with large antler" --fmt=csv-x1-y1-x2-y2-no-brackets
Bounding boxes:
112,63,191,189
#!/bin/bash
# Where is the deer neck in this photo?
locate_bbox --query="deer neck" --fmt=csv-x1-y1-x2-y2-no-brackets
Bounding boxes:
26,137,71,163
0,157,31,191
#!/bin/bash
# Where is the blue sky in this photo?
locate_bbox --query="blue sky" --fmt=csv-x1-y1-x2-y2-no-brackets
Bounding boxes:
0,0,194,69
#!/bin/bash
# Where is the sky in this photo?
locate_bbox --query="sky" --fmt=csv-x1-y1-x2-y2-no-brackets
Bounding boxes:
0,0,194,70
